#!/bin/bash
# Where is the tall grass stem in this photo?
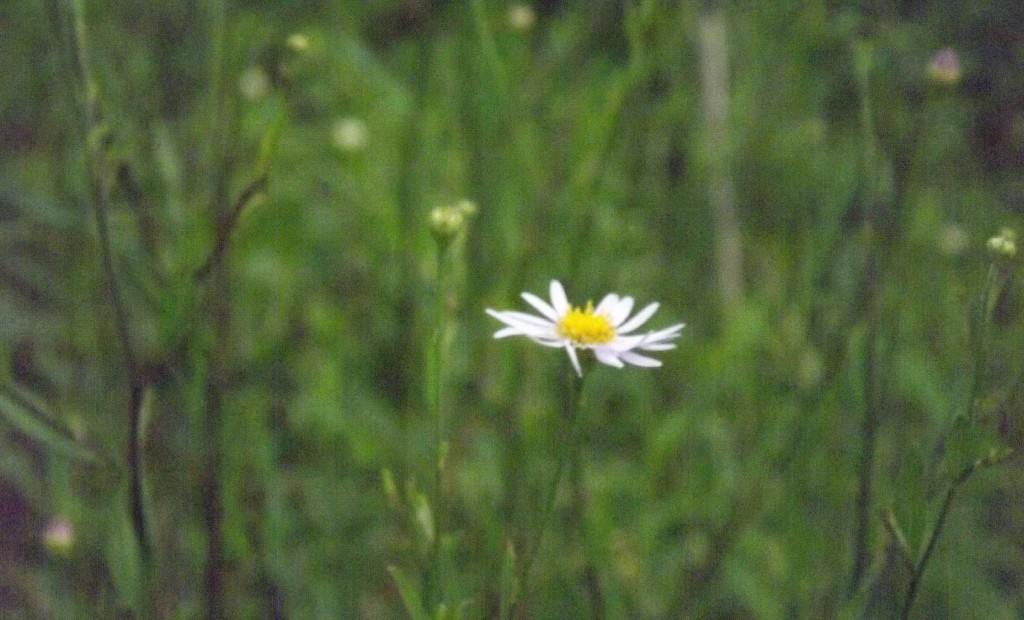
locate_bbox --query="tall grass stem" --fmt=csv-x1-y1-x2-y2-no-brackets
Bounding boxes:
424,240,453,608
849,39,882,595
202,0,232,615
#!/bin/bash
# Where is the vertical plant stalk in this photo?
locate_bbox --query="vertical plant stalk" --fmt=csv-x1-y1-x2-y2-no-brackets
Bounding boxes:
965,264,999,422
849,40,882,595
423,238,453,609
203,284,228,620
698,11,743,311
430,242,451,509
515,370,586,614
850,262,880,592
69,0,152,576
203,0,231,616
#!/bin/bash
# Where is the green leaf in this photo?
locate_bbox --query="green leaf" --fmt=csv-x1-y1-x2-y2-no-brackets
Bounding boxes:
890,442,927,553
106,496,145,613
412,491,436,549
0,384,102,463
388,565,430,620
942,414,993,484
498,540,519,620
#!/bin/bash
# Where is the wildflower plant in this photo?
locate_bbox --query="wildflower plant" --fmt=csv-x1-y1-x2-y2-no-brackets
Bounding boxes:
486,280,684,376
486,280,683,615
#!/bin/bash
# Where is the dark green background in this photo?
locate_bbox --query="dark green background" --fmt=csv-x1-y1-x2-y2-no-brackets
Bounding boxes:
2,1,1024,617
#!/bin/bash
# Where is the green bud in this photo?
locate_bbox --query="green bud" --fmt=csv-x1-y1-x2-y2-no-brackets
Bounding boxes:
286,33,310,53
987,227,1017,258
429,200,477,245
507,4,536,32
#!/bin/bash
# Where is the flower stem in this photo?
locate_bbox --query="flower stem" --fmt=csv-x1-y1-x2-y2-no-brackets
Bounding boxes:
516,369,586,611
849,38,884,596
900,259,1006,618
965,263,999,422
423,241,452,608
203,0,232,616
570,443,605,619
899,461,977,620
431,244,449,504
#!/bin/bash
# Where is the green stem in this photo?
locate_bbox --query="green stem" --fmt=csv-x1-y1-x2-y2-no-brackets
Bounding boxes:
203,0,231,617
516,369,586,611
570,444,605,619
431,243,449,504
901,261,1003,618
850,254,880,593
849,38,882,596
424,242,451,609
965,264,999,422
899,462,976,620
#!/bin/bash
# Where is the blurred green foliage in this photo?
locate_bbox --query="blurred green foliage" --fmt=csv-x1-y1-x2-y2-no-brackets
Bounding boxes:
2,0,1024,618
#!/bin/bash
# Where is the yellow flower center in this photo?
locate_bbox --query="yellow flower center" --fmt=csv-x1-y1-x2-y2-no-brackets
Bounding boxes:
556,301,615,345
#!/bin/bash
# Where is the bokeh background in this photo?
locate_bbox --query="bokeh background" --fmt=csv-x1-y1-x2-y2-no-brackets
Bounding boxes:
3,1,1024,618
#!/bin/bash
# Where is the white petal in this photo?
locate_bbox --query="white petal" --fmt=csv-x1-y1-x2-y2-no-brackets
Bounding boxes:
644,323,685,341
594,348,625,368
594,294,619,315
616,302,660,334
610,296,634,326
564,343,582,376
526,335,569,348
640,343,676,351
487,309,554,330
489,314,557,340
487,317,543,335
521,291,559,321
549,280,570,315
619,350,663,367
603,335,647,352
494,326,525,339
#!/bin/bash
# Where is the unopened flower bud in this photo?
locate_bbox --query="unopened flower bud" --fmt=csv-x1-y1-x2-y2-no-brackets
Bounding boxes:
286,33,310,54
429,200,476,245
454,199,477,218
238,66,270,100
507,4,536,32
987,227,1018,258
430,207,465,243
331,117,368,152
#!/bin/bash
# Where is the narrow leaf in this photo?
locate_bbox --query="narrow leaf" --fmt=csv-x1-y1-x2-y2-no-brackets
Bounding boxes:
106,496,144,612
498,540,519,620
0,384,101,463
388,565,430,620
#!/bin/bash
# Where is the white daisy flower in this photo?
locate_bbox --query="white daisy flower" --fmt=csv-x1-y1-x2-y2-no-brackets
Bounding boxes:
486,280,685,376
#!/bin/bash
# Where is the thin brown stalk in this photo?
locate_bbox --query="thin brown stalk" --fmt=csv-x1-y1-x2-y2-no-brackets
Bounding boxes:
69,0,151,566
698,11,743,310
